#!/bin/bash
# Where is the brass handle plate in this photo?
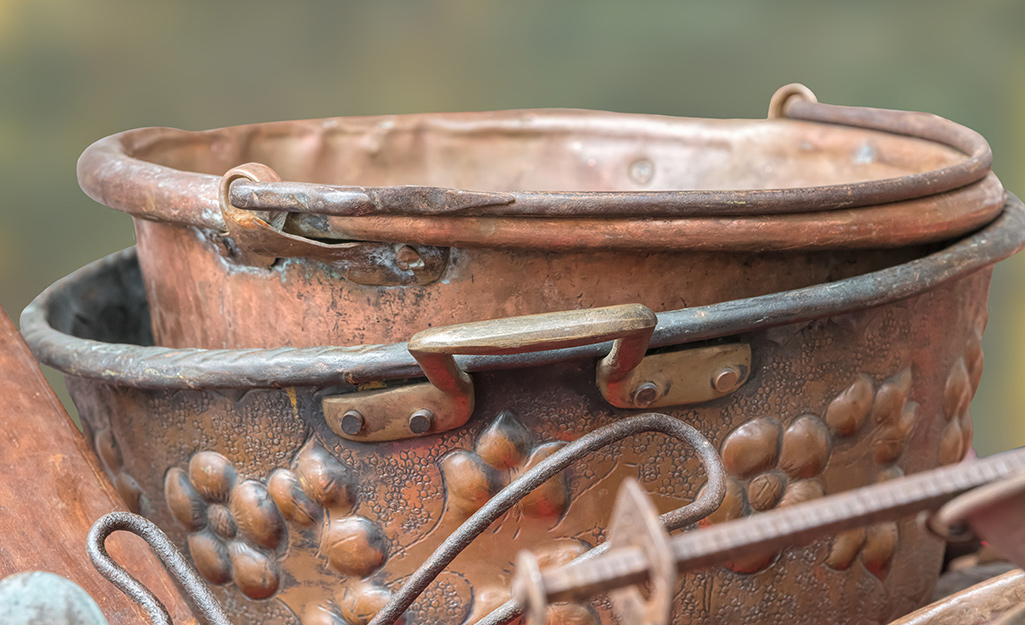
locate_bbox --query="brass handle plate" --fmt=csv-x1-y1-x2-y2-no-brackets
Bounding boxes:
323,304,750,442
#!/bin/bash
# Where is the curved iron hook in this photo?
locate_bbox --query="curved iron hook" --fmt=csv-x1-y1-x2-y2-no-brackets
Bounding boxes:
368,412,726,625
87,511,234,625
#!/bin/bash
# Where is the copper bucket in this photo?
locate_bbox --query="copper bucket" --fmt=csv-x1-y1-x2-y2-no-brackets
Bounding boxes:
21,85,1025,625
75,84,1003,350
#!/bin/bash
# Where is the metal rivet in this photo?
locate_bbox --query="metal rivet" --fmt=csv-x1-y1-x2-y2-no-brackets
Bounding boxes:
712,366,741,393
628,158,655,185
409,410,433,434
340,410,365,435
632,382,660,408
395,245,425,272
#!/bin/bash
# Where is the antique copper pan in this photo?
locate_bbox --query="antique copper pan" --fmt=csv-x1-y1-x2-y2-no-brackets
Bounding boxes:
22,191,1025,625
74,84,1005,348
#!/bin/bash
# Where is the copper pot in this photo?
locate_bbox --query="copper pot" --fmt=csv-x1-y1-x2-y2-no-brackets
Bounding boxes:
74,85,1003,350
22,187,1025,625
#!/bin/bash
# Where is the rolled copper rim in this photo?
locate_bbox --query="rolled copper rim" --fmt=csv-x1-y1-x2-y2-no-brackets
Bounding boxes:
76,85,1003,251
21,195,1025,389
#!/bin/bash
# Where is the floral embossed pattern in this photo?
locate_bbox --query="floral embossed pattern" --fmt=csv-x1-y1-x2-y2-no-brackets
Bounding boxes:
701,367,918,578
267,442,396,625
823,368,917,579
94,426,144,514
938,327,984,465
700,414,831,573
165,451,286,599
440,410,568,519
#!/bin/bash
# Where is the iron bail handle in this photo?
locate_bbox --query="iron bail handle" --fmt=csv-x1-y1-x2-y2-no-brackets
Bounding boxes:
218,163,449,285
322,303,752,442
224,83,992,220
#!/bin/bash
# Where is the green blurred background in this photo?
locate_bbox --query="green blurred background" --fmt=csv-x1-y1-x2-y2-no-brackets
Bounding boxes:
2,0,1024,454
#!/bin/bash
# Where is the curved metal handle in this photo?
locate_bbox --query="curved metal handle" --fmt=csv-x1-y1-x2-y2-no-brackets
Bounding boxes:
408,302,656,397
367,412,727,625
218,163,449,284
323,304,665,442
87,512,233,625
225,83,991,221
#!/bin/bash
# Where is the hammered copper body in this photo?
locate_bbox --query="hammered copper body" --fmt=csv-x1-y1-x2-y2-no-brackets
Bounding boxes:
23,195,1025,625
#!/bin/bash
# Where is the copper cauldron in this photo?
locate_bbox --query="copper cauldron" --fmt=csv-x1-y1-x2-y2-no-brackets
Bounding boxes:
23,198,1025,625
20,85,1025,625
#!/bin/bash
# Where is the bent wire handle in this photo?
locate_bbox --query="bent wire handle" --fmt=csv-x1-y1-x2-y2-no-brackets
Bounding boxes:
367,412,727,625
88,512,233,625
226,83,992,219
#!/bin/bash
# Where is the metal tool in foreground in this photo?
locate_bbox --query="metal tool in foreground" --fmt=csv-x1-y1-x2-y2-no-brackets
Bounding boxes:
512,448,1025,625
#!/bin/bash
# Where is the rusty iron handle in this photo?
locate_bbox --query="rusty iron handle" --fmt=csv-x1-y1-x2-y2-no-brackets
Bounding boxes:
218,163,450,283
931,470,1025,569
226,83,991,219
367,412,727,625
87,512,233,625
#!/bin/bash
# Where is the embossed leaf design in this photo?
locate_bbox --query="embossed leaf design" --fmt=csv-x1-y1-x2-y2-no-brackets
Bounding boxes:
825,375,874,437
324,516,389,577
943,358,971,421
517,442,570,518
230,480,286,550
165,467,206,531
870,368,912,426
296,444,356,513
862,522,899,580
440,451,501,515
188,530,232,585
721,418,782,479
228,540,281,600
825,528,867,570
188,451,238,503
268,469,322,527
337,580,400,625
966,331,985,394
779,415,831,479
475,409,532,470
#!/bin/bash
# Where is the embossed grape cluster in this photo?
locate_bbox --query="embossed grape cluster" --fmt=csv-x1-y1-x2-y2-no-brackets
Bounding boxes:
267,442,398,625
440,410,569,519
701,367,918,577
165,452,286,599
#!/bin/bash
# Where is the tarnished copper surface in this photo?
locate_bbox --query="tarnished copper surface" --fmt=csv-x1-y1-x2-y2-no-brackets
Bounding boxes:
27,84,1024,624
22,200,1025,389
24,227,1011,625
74,85,1006,348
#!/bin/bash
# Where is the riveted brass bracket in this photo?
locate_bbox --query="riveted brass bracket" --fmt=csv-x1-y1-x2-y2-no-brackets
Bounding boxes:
323,304,751,442
599,343,751,409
